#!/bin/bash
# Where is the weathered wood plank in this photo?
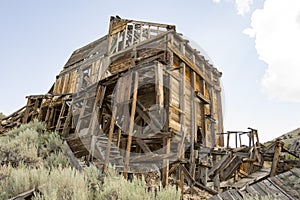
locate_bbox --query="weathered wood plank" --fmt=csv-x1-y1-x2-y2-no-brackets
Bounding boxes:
162,137,170,187
124,72,139,179
190,71,196,179
270,141,283,177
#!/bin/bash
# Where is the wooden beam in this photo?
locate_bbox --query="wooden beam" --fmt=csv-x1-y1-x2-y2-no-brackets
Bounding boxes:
178,61,186,199
117,128,122,148
135,104,161,133
190,71,196,179
162,137,171,188
220,155,242,181
156,61,164,107
179,165,184,199
216,90,224,146
130,153,176,163
48,107,55,129
23,97,31,123
208,86,216,147
168,43,213,86
177,62,186,158
168,163,180,176
136,138,153,154
124,72,139,179
64,141,83,171
270,141,283,177
200,78,207,147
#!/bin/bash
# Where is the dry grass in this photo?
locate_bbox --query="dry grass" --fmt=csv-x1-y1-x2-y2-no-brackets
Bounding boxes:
0,121,180,200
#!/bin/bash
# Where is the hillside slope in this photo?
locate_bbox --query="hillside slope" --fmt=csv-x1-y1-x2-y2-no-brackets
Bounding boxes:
270,127,300,147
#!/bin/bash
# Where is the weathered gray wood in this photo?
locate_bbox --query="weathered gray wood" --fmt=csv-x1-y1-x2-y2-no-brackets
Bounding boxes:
75,94,88,132
190,71,196,179
177,62,186,158
181,164,218,195
220,155,242,181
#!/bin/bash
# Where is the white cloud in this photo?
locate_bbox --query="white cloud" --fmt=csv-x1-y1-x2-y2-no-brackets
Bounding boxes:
244,0,300,102
235,0,253,15
211,0,253,15
242,27,255,37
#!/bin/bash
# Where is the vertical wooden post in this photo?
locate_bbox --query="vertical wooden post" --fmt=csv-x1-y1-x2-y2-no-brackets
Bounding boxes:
208,86,215,147
117,128,122,148
270,141,283,177
200,77,206,147
162,137,170,188
178,60,186,197
48,107,55,129
213,154,220,192
33,98,40,118
216,90,224,146
23,97,31,123
124,72,139,179
235,132,238,148
179,165,184,200
178,62,186,158
115,31,120,53
227,132,230,148
123,24,128,49
62,105,72,138
44,106,50,125
131,24,135,45
190,71,196,179
200,160,208,186
89,135,96,161
155,63,164,107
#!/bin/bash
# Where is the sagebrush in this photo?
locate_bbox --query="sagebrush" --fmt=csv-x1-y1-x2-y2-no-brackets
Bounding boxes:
0,121,180,200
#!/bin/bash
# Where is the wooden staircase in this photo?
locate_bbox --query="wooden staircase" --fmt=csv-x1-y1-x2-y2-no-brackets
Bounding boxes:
93,135,125,172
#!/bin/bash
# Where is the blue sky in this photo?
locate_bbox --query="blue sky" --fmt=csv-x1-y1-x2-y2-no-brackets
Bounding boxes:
1,0,300,142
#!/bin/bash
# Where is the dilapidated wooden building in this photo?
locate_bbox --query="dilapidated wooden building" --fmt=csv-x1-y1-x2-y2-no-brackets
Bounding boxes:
2,17,300,199
1,16,225,192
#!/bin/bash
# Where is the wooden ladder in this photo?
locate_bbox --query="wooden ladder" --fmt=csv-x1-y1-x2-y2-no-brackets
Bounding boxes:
55,100,69,132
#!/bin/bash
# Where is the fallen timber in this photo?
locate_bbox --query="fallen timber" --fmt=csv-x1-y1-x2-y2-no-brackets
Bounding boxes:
1,16,299,198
